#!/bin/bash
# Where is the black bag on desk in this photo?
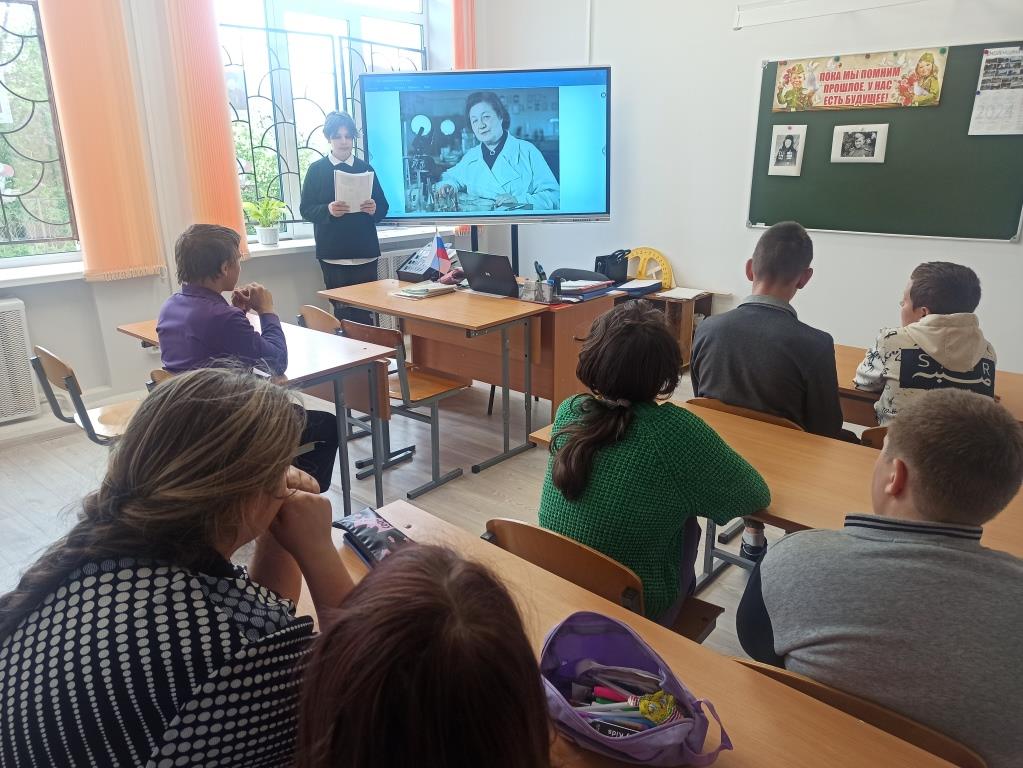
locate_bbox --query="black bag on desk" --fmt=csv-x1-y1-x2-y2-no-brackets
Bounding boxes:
332,507,411,568
594,249,631,284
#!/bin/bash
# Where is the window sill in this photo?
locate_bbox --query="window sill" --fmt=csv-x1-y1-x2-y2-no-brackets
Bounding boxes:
246,226,462,259
0,260,84,289
0,227,464,287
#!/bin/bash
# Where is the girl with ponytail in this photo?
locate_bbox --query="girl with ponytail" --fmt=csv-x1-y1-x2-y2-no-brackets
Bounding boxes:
539,300,771,623
0,368,353,767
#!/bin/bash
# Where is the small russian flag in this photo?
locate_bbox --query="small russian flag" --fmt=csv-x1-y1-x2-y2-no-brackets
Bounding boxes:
431,235,451,274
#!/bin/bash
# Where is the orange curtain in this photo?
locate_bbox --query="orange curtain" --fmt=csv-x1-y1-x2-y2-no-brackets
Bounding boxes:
164,0,249,256
453,0,477,70
453,0,476,237
38,0,164,280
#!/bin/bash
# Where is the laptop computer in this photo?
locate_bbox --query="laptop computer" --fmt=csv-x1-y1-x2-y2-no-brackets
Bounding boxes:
456,251,519,298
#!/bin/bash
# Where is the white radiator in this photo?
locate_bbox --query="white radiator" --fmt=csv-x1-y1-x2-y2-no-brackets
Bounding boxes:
0,297,39,423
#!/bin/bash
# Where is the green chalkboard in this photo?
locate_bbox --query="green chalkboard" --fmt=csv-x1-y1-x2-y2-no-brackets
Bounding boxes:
748,42,1023,241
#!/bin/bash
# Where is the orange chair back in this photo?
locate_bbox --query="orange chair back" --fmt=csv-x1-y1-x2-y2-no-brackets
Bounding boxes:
735,659,986,768
484,518,644,614
687,397,804,431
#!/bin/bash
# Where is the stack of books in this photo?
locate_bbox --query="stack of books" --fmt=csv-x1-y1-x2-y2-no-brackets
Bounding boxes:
557,278,615,295
392,282,456,300
616,279,662,297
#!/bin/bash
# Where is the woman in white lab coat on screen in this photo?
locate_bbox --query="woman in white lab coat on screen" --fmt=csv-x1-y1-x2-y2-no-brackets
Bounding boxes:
437,91,560,211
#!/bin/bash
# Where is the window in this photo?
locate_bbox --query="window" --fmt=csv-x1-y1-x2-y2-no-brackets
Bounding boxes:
0,0,77,264
216,0,428,236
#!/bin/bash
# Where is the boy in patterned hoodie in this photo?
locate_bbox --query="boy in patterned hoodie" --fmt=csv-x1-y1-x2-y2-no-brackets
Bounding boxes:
854,262,996,425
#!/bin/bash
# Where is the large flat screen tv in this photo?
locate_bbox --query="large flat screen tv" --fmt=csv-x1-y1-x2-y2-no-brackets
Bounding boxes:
360,67,610,224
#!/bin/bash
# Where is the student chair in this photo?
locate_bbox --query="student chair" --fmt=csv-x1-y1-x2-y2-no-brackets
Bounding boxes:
734,659,986,768
687,397,804,431
297,304,344,335
296,305,413,479
482,518,725,644
860,425,887,449
31,346,141,446
341,319,471,498
146,368,175,392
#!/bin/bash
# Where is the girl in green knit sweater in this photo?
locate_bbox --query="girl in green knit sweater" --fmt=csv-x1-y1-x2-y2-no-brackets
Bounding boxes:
538,300,771,622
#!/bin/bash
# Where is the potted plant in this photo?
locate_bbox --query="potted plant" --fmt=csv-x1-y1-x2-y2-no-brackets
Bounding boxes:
242,197,288,246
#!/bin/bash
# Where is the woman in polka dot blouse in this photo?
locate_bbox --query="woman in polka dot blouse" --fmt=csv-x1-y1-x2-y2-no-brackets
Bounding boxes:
0,369,355,767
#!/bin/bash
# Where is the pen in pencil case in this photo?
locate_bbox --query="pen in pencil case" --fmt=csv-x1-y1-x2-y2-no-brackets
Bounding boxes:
574,659,662,695
586,715,657,730
573,691,684,725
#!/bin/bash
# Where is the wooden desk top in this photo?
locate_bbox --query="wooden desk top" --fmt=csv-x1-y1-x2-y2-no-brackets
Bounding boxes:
116,319,392,386
116,319,160,345
316,501,950,767
279,324,393,386
319,279,549,332
835,343,1023,421
529,403,1023,557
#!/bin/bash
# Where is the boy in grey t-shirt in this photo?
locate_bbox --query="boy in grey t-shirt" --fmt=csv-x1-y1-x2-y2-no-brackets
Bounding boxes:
738,389,1023,768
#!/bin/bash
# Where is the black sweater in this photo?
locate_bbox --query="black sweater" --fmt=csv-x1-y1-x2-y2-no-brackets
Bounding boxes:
690,299,844,438
299,155,389,260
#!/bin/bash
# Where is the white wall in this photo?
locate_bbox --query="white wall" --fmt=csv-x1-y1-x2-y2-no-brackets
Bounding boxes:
474,0,1023,370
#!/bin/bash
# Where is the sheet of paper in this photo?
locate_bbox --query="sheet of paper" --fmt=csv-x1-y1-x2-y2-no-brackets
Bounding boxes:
657,286,710,300
969,46,1023,136
559,279,610,291
618,279,661,290
334,170,375,209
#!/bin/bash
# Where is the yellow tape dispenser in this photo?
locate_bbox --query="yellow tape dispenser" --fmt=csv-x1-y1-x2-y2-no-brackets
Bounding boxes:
628,247,674,289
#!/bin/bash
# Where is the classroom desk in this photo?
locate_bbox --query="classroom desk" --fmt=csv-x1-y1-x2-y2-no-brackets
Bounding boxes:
528,403,1023,562
115,319,393,516
834,343,1023,425
320,280,612,472
302,500,951,768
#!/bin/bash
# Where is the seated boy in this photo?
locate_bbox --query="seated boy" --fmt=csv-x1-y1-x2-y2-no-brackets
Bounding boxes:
737,389,1023,767
854,261,996,426
157,224,338,491
691,222,845,561
691,221,844,439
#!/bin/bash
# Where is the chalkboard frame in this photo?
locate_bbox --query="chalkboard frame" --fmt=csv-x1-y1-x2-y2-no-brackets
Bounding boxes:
746,42,1023,242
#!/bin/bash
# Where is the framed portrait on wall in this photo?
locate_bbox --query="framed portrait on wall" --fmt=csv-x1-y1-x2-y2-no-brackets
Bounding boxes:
831,124,888,163
768,124,807,176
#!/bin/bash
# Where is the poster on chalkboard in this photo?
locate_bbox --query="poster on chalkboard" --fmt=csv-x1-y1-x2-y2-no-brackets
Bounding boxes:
969,46,1023,135
774,47,947,112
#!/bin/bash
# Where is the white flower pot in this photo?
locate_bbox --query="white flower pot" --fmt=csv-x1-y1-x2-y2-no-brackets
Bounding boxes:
255,226,279,246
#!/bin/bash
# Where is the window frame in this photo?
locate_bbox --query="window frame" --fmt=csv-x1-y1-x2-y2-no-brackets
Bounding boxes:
0,0,79,269
219,0,429,243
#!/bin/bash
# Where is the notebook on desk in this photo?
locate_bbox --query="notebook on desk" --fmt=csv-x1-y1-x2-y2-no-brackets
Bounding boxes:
391,282,456,300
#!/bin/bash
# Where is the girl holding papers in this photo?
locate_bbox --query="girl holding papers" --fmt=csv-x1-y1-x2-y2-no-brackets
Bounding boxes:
300,111,389,324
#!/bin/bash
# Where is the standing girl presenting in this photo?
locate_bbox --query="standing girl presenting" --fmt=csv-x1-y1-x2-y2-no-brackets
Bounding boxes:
301,111,389,324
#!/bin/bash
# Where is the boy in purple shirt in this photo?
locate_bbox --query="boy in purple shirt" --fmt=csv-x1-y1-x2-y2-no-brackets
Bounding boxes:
157,224,338,490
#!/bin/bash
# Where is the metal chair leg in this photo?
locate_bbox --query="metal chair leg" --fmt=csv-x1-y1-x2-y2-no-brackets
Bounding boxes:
487,384,496,416
356,421,415,479
717,519,746,545
345,412,372,442
406,403,463,498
